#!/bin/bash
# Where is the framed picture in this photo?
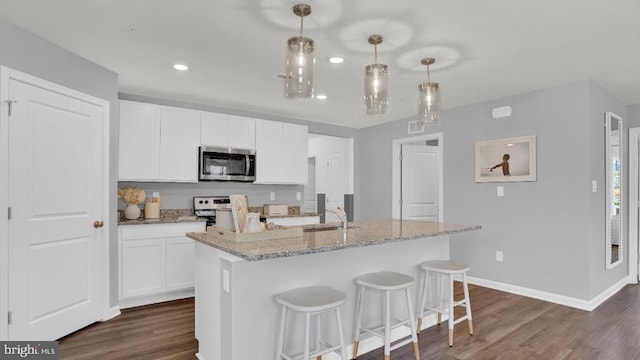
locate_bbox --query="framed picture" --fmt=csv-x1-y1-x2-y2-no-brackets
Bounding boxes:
475,135,536,182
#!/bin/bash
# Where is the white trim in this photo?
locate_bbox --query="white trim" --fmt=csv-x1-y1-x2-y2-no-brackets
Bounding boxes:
118,290,195,309
103,306,121,322
467,275,630,311
629,127,639,283
392,133,444,221
0,66,111,339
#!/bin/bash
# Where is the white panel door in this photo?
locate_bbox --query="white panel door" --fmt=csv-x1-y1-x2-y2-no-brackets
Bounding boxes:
201,112,228,147
326,151,345,213
119,100,160,180
159,106,201,182
8,78,105,340
227,115,255,149
401,145,439,221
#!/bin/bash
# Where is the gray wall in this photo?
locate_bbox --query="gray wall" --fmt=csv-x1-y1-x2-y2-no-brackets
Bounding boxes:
629,104,640,128
358,80,628,301
0,20,120,307
117,93,361,215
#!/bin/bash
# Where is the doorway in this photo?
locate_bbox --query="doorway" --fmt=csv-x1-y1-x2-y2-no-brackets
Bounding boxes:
307,134,354,214
0,67,111,340
392,133,443,221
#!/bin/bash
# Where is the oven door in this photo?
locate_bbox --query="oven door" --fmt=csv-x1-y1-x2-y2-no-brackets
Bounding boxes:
199,146,256,181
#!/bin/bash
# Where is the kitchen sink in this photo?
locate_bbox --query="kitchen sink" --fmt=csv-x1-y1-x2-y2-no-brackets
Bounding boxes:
301,223,360,233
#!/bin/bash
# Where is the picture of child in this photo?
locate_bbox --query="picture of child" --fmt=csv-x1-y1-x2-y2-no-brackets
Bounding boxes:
490,153,511,176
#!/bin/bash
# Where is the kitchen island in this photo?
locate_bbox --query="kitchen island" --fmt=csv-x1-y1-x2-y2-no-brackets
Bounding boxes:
187,219,480,360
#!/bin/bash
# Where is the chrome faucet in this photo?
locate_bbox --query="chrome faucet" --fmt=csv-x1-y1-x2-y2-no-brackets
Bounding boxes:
326,206,348,232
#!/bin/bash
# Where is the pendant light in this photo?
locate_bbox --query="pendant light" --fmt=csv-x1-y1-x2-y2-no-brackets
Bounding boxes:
418,57,441,126
364,34,388,114
284,4,315,99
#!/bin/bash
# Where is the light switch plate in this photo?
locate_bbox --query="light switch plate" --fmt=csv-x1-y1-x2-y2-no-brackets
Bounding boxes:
497,186,504,197
270,192,276,201
296,192,301,201
592,180,597,192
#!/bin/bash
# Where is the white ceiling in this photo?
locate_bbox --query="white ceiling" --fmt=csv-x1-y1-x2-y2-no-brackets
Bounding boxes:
1,0,639,129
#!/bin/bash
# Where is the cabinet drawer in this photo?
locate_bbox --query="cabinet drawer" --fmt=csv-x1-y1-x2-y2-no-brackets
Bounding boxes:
120,222,205,240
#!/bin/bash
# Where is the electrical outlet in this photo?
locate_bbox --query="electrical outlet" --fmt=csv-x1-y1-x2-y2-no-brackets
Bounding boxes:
497,186,504,197
296,192,301,201
496,251,504,262
270,192,275,201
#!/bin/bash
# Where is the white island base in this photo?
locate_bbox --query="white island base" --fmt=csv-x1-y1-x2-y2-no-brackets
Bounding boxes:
194,234,452,360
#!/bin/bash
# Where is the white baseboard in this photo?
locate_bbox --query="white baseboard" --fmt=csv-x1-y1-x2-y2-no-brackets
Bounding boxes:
102,305,121,321
467,275,630,311
119,289,194,309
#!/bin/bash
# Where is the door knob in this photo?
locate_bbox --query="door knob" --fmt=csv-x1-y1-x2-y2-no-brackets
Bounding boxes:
93,220,104,228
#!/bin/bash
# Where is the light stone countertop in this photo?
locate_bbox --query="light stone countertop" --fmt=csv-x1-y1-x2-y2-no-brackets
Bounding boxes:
187,219,480,261
118,208,206,225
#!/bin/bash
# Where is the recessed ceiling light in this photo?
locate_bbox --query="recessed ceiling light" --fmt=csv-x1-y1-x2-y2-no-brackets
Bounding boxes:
315,94,328,100
507,143,514,147
329,57,344,64
173,64,189,71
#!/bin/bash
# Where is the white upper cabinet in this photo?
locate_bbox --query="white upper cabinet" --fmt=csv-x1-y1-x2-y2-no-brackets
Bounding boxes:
255,120,308,184
119,100,200,182
201,113,256,150
159,106,201,182
200,112,228,147
119,101,161,181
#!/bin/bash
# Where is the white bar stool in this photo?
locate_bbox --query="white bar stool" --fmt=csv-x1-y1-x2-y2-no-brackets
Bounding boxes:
416,260,473,347
275,286,348,360
352,271,420,360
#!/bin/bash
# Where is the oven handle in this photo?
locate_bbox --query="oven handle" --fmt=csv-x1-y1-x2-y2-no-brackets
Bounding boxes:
245,155,250,175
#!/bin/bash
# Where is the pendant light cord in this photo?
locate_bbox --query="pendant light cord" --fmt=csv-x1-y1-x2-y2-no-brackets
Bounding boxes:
374,43,378,64
426,63,431,84
299,14,304,36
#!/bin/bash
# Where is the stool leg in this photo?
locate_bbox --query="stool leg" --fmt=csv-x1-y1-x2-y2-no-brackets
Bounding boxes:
304,312,311,360
384,290,391,360
448,274,454,347
404,288,420,360
276,305,287,360
438,273,444,326
352,285,365,359
335,308,348,360
316,313,322,360
416,269,429,334
462,272,474,336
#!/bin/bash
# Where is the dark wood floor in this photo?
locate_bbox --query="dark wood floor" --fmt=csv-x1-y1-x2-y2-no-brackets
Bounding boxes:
59,283,640,359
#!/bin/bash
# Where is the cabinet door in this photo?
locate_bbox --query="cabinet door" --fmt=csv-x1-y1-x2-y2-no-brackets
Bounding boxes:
281,123,308,184
166,237,196,291
255,120,283,183
120,238,166,298
227,115,256,149
201,112,228,147
159,106,201,182
119,101,160,180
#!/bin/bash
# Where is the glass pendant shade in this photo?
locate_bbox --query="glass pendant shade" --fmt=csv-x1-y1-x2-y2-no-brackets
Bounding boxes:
418,82,441,126
364,63,388,114
285,36,315,99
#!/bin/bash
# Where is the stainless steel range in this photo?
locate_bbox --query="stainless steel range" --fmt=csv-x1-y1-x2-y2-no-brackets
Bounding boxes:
193,196,231,228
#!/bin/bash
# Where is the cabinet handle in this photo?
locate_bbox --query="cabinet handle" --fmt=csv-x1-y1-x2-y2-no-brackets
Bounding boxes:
93,220,104,228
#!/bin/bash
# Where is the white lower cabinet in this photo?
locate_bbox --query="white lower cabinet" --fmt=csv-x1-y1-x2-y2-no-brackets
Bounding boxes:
119,222,205,308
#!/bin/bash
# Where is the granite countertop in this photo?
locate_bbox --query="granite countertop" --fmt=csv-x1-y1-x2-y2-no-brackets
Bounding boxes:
187,219,480,261
118,208,206,225
262,212,320,219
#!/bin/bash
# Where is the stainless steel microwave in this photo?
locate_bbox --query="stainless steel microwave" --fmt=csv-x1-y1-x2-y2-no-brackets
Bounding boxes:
199,146,256,182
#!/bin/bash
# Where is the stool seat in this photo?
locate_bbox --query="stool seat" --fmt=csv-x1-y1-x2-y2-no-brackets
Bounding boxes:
275,286,346,312
355,271,414,291
421,261,470,274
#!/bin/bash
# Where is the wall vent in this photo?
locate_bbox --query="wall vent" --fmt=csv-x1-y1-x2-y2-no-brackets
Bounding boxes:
408,120,425,134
